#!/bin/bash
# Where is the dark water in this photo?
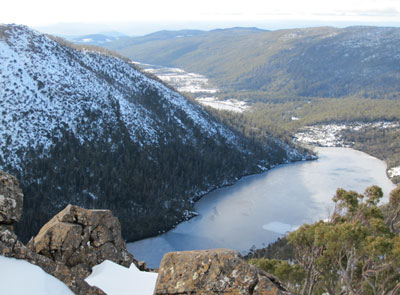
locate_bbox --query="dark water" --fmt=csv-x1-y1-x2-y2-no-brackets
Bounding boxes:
127,147,396,268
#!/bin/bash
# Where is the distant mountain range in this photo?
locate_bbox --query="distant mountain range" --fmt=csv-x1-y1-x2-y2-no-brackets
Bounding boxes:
0,24,307,242
104,26,400,100
62,31,128,46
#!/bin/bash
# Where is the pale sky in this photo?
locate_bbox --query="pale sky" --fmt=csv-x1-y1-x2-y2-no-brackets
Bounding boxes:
2,0,400,35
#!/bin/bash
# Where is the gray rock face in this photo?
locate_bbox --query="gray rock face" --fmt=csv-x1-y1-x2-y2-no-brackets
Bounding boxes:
154,249,288,295
29,204,135,268
0,170,23,224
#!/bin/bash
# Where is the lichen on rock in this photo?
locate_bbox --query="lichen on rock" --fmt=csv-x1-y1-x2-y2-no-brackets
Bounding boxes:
154,248,288,295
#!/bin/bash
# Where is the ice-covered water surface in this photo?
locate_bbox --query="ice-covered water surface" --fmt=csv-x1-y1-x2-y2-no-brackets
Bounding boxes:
128,147,396,268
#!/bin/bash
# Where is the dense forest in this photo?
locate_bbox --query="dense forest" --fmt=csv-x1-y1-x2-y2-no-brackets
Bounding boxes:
248,185,400,295
12,119,285,242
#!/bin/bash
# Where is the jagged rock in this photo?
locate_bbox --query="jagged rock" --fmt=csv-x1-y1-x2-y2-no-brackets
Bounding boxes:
154,248,288,295
29,204,135,269
0,170,23,224
0,225,105,295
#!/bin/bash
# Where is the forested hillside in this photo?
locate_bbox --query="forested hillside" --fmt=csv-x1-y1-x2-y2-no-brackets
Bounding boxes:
104,26,400,179
0,24,309,242
106,26,400,100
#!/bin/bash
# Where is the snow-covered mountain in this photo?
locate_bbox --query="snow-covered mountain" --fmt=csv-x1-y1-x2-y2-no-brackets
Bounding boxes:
0,24,306,242
0,24,242,169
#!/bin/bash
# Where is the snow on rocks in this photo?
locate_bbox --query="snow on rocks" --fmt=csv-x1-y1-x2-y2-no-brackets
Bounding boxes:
85,260,158,295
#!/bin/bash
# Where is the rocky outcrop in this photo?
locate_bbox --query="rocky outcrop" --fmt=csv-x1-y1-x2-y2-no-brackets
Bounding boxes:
0,170,23,224
154,249,288,295
0,225,105,294
28,204,135,269
0,170,105,294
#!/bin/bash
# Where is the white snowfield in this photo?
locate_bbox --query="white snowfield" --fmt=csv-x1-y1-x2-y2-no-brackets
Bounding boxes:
0,255,73,295
0,24,240,170
85,260,158,295
0,256,158,295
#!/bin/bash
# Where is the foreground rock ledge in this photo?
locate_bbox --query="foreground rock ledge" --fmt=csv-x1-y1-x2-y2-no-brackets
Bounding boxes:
28,204,135,269
154,249,288,295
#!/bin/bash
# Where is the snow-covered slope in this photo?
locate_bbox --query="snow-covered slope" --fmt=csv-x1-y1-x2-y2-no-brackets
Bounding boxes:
0,24,239,170
0,24,305,243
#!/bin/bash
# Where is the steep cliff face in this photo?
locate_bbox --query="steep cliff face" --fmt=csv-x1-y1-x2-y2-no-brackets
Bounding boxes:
0,24,306,242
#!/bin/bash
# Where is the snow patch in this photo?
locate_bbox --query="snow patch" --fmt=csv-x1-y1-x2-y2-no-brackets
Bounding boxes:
0,255,73,295
388,166,400,178
85,260,158,295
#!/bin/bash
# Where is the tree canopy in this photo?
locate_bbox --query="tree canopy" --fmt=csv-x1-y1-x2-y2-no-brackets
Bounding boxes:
250,185,400,295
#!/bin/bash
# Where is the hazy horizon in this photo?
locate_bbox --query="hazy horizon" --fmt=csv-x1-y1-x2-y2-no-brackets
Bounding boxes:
3,0,400,37
29,19,400,37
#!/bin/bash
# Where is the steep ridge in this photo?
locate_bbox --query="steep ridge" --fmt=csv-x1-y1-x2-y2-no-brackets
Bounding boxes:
105,26,400,99
0,24,307,242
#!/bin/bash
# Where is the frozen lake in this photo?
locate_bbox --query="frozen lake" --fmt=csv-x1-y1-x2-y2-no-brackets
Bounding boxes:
128,147,396,268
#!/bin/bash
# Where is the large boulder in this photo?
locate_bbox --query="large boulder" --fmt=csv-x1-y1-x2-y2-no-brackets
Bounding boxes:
29,204,135,269
0,170,23,224
154,249,288,295
0,224,105,295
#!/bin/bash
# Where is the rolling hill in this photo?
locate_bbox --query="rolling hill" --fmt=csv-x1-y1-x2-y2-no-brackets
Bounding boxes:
105,26,400,100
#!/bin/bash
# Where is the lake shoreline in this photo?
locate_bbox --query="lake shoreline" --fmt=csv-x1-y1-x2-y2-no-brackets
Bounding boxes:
128,147,396,268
